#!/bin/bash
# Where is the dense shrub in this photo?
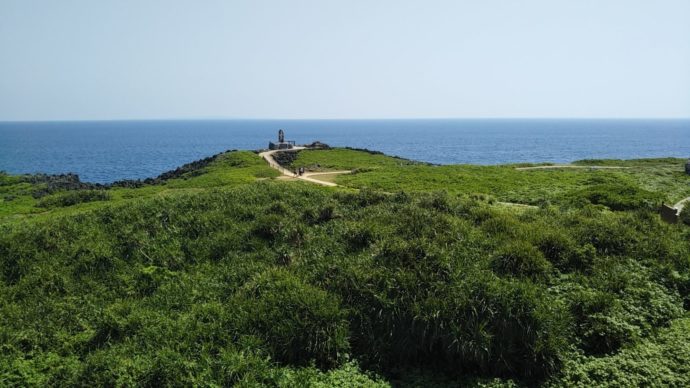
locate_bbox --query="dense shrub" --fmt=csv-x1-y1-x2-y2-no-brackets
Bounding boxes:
337,265,569,379
567,286,639,354
532,230,594,272
491,241,552,280
680,206,690,226
552,318,690,387
303,203,339,224
480,213,522,238
566,177,659,211
1,181,688,385
342,222,377,251
232,269,350,368
36,189,110,208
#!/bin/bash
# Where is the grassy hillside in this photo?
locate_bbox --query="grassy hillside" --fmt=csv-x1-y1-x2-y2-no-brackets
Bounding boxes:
1,148,690,386
290,149,690,207
0,151,278,220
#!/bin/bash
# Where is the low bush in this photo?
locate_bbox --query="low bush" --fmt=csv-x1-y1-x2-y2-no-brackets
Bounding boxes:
231,269,350,368
680,206,690,226
565,177,660,211
552,318,690,387
37,189,110,208
1,179,688,385
491,241,552,281
532,230,594,272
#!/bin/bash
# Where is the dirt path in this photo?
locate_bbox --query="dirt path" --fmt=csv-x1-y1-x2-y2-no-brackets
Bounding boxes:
259,148,539,209
258,148,351,187
303,171,352,177
515,165,631,171
496,201,539,209
258,147,304,177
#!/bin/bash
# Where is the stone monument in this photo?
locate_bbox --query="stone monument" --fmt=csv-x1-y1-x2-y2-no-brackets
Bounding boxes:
268,129,296,150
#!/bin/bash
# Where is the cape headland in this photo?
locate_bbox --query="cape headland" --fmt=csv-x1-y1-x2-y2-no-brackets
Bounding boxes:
1,136,690,387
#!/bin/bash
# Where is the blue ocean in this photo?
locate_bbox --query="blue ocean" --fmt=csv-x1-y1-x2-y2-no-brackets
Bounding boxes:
1,119,689,184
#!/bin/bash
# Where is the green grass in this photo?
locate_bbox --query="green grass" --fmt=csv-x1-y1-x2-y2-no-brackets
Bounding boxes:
2,182,689,386
553,317,690,387
290,149,690,206
5,148,687,221
290,148,421,171
0,151,279,221
162,151,279,189
2,147,690,386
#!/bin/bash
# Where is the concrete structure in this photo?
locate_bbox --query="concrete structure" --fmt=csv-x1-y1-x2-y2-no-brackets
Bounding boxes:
660,204,679,224
268,129,296,150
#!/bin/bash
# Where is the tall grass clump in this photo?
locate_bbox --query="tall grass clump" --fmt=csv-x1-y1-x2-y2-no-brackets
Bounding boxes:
1,175,688,385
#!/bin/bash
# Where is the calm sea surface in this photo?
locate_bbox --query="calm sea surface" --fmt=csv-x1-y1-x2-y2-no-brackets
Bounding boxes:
1,119,689,184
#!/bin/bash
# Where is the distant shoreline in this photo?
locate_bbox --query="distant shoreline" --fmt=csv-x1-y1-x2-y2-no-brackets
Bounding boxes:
2,146,687,186
2,119,689,183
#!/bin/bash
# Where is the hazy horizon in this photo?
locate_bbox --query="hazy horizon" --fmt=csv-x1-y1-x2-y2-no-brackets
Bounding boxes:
2,0,689,121
2,117,690,124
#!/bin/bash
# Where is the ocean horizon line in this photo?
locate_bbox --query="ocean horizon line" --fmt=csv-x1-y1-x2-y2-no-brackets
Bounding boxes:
2,117,690,124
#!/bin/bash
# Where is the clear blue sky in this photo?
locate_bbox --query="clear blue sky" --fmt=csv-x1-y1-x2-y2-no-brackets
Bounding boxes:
1,0,689,120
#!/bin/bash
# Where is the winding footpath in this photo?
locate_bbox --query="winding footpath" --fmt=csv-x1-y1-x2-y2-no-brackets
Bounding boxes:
258,148,351,187
260,149,690,215
259,148,540,210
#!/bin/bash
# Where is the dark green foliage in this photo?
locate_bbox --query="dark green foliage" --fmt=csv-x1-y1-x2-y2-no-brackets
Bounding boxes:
552,318,690,387
303,202,339,224
338,266,569,379
1,179,688,386
232,269,350,368
532,230,594,271
491,241,552,281
565,176,660,211
37,189,110,208
568,285,640,354
342,222,377,251
253,214,287,240
291,149,690,209
680,206,690,226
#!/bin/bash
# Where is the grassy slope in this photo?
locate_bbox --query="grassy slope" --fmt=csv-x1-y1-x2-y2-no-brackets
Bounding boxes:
0,151,278,220
2,147,690,386
291,149,690,205
3,182,689,386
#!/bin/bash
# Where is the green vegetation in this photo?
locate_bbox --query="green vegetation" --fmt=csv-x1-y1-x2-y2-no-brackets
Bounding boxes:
553,317,690,387
0,151,278,219
290,149,690,206
680,206,690,226
36,189,111,209
2,148,690,386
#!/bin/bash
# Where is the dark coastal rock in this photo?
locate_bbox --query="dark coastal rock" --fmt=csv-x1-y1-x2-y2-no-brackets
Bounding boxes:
685,159,690,175
154,153,220,181
344,146,385,155
344,146,435,165
23,173,106,198
273,150,300,167
111,150,237,187
306,141,331,149
22,149,238,196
